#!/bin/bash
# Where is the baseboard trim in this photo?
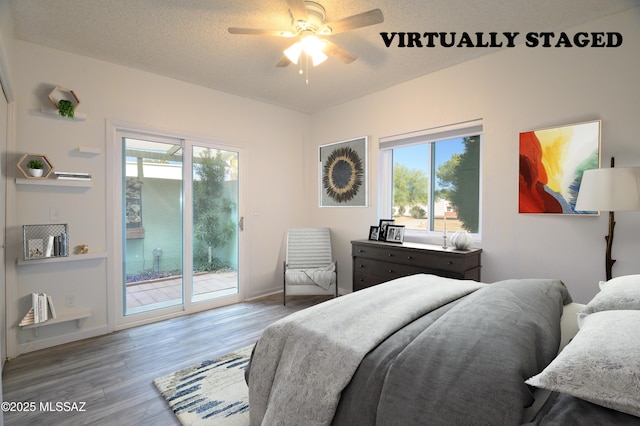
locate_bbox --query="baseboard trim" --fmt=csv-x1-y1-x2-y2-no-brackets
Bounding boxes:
17,325,109,355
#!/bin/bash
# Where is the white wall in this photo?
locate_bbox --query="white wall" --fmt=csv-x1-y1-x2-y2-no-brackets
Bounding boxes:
6,40,309,356
308,7,640,304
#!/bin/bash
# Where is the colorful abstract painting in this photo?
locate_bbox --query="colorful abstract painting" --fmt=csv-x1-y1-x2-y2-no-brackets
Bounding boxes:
519,120,600,214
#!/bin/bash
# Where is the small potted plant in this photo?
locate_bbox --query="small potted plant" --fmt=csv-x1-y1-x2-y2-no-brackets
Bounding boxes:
27,159,44,177
57,99,75,118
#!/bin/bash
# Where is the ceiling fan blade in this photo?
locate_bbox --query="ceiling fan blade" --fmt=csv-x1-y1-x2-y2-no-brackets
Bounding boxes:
286,0,309,22
323,40,357,64
228,27,295,37
276,55,292,67
323,9,384,34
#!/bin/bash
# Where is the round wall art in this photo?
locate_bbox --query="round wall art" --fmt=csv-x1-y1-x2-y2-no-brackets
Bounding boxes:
319,137,368,207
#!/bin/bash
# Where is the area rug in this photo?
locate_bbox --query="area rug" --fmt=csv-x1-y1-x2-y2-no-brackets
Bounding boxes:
154,345,253,425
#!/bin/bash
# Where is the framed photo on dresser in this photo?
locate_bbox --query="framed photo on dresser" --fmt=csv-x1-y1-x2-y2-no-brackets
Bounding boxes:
369,226,380,241
385,225,405,243
377,219,395,241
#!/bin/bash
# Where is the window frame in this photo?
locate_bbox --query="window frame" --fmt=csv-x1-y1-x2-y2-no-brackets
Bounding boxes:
378,119,483,245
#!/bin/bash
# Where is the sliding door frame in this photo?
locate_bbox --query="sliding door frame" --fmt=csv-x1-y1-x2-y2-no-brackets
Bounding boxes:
106,120,245,331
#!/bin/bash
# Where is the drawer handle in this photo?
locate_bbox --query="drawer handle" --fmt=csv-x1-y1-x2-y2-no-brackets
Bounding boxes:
448,261,454,265
359,264,365,268
388,253,393,257
388,269,393,273
358,249,365,253
407,256,413,260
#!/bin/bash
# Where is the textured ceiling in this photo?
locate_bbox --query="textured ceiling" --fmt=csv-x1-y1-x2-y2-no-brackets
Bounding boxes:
8,0,639,113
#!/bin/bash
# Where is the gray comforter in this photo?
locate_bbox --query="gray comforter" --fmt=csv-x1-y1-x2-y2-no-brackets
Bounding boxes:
333,278,571,425
248,276,572,425
249,274,486,425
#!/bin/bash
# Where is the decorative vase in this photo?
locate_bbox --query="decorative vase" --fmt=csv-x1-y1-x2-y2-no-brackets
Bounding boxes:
28,168,43,178
450,231,473,250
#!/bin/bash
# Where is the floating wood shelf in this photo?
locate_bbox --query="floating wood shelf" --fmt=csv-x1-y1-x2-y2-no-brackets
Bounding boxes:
22,310,91,336
77,146,100,155
16,177,93,188
38,107,87,121
17,252,107,266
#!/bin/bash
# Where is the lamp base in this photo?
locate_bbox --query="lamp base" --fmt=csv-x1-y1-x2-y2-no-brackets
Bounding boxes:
605,210,616,281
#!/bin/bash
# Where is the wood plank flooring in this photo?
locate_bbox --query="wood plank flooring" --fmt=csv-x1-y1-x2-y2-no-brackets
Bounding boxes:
1,294,332,426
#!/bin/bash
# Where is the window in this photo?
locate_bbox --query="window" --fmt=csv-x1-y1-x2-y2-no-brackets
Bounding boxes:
379,120,482,241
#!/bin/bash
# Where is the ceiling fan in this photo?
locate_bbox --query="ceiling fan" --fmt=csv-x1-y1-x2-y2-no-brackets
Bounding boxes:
228,0,384,68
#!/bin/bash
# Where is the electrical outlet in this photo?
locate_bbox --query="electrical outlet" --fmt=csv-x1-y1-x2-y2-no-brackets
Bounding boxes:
65,295,75,307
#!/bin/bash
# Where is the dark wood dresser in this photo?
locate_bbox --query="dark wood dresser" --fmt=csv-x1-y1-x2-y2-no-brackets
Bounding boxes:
351,239,482,291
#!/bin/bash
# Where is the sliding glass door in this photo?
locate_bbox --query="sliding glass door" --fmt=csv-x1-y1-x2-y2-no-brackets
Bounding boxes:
123,136,185,314
190,145,240,302
116,129,242,321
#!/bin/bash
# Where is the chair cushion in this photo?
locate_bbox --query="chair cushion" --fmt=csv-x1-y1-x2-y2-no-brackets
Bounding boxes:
285,263,336,290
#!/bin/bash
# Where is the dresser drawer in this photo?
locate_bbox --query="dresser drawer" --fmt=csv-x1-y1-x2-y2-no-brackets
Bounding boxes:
354,257,426,281
352,243,469,273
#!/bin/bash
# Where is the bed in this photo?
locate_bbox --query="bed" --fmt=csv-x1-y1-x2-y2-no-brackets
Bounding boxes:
246,273,640,425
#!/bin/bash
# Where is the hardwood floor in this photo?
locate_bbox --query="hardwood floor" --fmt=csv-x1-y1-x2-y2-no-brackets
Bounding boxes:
1,294,332,426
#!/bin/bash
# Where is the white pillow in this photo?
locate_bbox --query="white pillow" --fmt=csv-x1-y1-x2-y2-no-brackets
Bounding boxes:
599,274,640,290
526,310,640,418
577,274,640,326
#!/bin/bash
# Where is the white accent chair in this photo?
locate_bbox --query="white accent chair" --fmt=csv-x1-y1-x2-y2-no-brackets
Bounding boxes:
283,228,338,305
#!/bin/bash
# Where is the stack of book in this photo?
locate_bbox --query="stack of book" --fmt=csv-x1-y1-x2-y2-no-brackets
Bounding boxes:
19,293,57,326
54,171,91,181
45,232,68,257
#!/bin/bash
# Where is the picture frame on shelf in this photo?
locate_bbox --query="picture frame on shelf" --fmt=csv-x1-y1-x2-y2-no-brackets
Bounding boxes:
368,226,379,241
377,219,395,241
385,225,405,243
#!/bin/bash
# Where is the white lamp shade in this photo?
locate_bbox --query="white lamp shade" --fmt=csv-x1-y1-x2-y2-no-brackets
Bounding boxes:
284,42,303,65
283,36,328,66
575,167,640,212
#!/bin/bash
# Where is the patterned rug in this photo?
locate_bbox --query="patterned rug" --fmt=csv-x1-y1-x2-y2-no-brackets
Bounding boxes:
154,345,253,425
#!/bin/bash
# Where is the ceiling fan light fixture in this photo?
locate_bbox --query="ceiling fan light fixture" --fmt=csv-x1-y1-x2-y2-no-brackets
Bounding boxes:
284,35,327,66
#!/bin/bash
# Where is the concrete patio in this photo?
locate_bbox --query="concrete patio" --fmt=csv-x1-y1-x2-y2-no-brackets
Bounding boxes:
125,270,238,313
